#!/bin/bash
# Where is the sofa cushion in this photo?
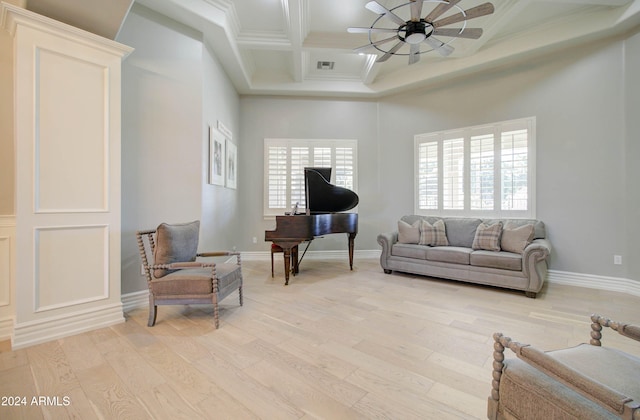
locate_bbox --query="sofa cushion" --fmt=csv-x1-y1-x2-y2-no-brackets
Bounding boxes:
444,218,482,247
470,250,522,271
472,222,503,251
398,220,420,244
500,222,535,254
153,221,200,278
419,219,449,246
392,243,429,259
427,246,472,265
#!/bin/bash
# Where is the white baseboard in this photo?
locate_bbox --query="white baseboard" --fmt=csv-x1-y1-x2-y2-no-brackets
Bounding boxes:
11,303,125,350
0,317,13,341
547,270,640,297
121,289,149,312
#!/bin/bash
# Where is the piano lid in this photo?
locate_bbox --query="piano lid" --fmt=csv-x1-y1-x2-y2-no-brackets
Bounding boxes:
304,167,359,213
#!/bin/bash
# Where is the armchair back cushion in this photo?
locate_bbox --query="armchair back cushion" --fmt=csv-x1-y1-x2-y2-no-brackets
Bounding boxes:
153,220,200,278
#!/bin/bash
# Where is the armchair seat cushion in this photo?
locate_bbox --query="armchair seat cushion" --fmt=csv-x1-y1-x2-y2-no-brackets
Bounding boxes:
150,264,242,296
549,344,640,403
151,268,213,295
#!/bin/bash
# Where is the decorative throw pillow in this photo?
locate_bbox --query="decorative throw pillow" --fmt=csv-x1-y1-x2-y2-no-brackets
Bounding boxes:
398,220,420,244
501,222,535,254
419,219,449,246
153,220,200,278
472,222,503,251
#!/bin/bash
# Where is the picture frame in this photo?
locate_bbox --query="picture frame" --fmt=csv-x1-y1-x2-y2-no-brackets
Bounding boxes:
208,126,225,186
225,139,237,189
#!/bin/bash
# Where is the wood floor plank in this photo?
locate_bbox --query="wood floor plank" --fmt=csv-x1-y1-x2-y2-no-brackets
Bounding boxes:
0,258,638,419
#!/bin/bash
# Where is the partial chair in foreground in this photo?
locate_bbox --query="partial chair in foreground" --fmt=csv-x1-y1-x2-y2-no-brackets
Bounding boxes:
136,221,243,328
489,314,640,419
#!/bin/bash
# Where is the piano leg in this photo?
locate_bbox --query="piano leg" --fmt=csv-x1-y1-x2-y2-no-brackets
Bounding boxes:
348,232,356,270
283,248,292,285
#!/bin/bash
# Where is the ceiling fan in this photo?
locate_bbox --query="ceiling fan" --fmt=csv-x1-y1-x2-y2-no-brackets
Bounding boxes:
348,0,495,65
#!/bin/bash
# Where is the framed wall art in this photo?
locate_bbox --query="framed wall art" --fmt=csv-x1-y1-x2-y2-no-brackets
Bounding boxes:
225,139,237,189
208,126,225,186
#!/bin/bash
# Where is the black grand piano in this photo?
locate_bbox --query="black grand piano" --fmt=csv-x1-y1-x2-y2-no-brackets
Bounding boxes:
265,167,359,285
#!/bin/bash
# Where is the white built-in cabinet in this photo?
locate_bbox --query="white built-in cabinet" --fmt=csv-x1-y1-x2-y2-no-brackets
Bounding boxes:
0,3,132,348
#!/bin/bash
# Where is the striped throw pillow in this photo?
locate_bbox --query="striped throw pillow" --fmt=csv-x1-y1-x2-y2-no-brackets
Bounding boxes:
419,219,449,246
472,222,503,251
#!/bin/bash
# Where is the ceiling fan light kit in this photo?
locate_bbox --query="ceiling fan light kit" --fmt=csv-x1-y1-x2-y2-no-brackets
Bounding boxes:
348,0,495,65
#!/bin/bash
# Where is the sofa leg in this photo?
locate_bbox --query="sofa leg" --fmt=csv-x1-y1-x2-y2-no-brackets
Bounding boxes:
525,291,537,299
383,269,392,274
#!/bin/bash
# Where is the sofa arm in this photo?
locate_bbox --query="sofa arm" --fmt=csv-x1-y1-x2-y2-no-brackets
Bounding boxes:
521,238,551,292
377,231,398,271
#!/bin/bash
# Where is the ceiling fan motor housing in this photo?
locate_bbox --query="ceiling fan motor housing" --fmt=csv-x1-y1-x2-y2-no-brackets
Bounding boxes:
403,20,433,44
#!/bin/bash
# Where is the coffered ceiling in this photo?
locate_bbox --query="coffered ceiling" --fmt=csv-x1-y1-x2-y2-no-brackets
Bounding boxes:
24,0,640,98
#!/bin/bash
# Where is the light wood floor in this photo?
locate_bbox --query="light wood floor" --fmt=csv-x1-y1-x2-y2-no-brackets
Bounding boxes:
1,258,639,419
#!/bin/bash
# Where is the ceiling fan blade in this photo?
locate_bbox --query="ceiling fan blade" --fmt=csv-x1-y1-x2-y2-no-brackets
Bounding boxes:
348,27,398,34
424,37,454,56
409,43,421,65
410,0,424,22
424,0,462,23
365,1,406,26
433,27,483,39
354,35,398,54
376,41,404,63
433,3,495,28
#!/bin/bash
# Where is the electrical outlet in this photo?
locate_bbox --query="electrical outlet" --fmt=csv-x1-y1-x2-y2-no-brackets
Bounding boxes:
614,255,622,265
252,237,257,244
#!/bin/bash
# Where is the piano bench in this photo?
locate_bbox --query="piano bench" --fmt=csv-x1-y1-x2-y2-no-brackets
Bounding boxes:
271,244,299,277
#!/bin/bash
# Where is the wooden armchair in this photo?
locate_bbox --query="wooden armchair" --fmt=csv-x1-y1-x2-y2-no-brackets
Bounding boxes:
489,314,640,419
135,221,243,328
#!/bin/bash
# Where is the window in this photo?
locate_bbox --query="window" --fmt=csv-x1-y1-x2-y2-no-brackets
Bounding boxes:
415,117,535,218
264,139,358,216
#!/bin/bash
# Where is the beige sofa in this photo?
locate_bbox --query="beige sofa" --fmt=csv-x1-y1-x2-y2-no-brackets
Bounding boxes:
377,215,551,298
489,314,640,419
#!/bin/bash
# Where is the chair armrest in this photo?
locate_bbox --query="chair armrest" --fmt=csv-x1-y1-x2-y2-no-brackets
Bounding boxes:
198,251,242,265
145,262,214,271
591,314,640,345
492,333,636,417
198,251,239,258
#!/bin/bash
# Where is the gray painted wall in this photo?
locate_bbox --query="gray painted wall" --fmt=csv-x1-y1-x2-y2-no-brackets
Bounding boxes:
118,4,240,294
115,3,638,295
239,35,639,285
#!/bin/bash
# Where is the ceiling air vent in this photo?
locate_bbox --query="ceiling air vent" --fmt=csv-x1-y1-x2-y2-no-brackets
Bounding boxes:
316,61,335,70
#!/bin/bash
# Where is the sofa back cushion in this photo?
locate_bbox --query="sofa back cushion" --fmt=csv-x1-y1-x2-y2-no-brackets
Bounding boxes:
444,218,482,247
485,218,546,239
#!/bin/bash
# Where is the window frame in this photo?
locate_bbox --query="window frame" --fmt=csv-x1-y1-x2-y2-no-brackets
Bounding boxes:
263,138,358,217
414,117,536,218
